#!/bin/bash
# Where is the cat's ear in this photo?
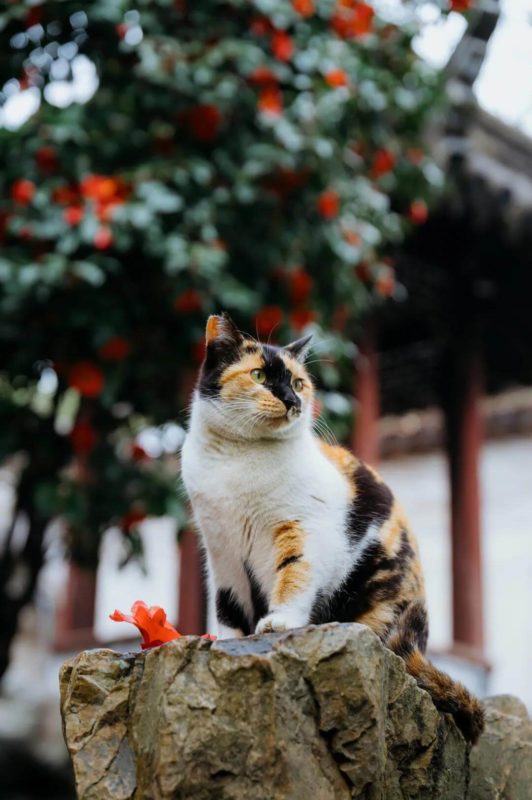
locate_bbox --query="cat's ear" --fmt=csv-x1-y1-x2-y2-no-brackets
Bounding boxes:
205,313,243,347
284,334,312,363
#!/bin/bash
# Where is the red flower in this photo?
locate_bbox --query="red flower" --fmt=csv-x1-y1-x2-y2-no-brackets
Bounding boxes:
52,185,79,205
325,69,349,88
64,206,84,226
98,336,130,360
116,23,128,38
254,306,283,338
36,146,58,172
355,261,372,283
450,0,472,11
110,601,181,650
288,268,313,306
94,226,113,250
174,288,203,314
317,190,340,219
120,508,147,532
371,149,395,178
258,86,283,116
290,308,317,330
11,179,36,206
68,362,104,397
376,269,395,297
271,31,294,61
131,443,150,462
248,67,278,85
293,0,315,16
408,199,428,225
188,105,222,142
250,16,275,36
80,175,120,202
69,421,98,454
331,1,374,39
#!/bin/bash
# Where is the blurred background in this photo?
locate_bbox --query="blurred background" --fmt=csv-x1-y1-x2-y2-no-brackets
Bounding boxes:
0,0,531,797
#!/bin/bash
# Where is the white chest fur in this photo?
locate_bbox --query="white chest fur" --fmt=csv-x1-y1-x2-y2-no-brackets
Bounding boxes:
181,401,352,629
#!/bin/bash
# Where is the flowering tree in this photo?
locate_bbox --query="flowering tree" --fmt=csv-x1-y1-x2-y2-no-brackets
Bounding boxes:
0,0,463,674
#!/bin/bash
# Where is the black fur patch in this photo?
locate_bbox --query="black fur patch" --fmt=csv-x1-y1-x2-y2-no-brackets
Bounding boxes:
244,561,269,627
260,345,300,413
198,339,243,398
216,588,251,636
346,464,393,543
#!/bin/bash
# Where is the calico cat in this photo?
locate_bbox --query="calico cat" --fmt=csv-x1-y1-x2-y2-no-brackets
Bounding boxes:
181,313,484,744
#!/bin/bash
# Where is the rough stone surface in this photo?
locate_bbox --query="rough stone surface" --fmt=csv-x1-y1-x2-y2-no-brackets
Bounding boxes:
59,623,527,799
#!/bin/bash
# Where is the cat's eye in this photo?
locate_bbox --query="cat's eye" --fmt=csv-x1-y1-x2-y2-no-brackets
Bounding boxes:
293,378,304,392
251,368,266,384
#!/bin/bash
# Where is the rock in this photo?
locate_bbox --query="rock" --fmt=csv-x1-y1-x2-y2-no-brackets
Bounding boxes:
59,623,523,799
469,694,532,800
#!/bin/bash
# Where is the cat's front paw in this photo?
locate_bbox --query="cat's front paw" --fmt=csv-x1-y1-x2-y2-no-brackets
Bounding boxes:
255,612,300,635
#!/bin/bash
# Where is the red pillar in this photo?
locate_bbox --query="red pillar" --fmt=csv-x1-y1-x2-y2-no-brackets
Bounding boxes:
177,528,205,634
444,344,484,653
54,563,97,651
352,329,380,466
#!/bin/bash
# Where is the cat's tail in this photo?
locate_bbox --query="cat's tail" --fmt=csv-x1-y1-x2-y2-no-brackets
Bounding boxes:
386,602,485,745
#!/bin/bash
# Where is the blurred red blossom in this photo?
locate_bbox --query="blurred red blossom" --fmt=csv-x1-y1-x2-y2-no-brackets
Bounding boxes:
36,146,58,172
255,305,283,337
187,104,222,142
174,288,203,313
331,1,374,39
64,206,84,226
408,199,429,225
120,507,147,532
94,226,113,250
450,0,472,10
290,308,317,330
317,190,340,219
293,0,315,16
131,443,151,462
11,179,36,205
325,69,349,88
68,362,105,397
69,421,98,454
258,86,283,115
271,30,294,61
98,336,130,360
287,268,313,306
371,149,395,178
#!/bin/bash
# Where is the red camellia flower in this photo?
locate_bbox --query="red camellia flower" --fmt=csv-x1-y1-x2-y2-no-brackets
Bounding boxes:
331,0,374,39
68,362,105,397
174,288,203,314
290,308,317,330
450,0,472,11
69,421,98,454
36,146,58,172
376,269,395,297
11,179,36,205
288,267,313,306
53,185,80,205
371,149,396,178
250,16,275,36
258,86,283,116
110,600,217,649
188,104,222,142
271,30,294,61
408,199,429,225
293,0,315,16
131,443,151,462
64,206,84,226
94,226,113,250
110,601,181,649
120,508,147,532
317,190,340,219
254,305,283,338
325,69,349,88
248,67,278,85
98,336,130,360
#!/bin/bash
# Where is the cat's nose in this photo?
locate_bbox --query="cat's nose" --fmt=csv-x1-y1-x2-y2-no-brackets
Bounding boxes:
283,392,300,414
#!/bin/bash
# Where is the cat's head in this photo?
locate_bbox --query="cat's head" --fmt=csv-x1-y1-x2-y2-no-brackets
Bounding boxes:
196,313,314,439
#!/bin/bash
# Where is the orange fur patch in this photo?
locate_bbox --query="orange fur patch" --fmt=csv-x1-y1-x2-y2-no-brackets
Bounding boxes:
356,603,397,637
271,521,310,605
205,315,220,344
